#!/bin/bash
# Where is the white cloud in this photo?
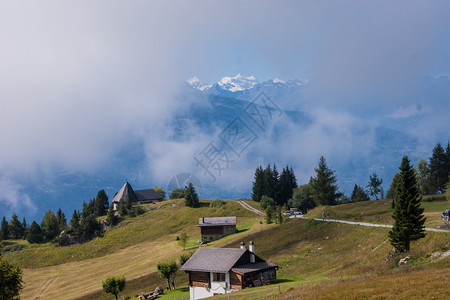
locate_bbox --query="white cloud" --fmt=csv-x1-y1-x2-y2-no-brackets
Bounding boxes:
0,177,36,217
389,104,426,119
0,0,448,217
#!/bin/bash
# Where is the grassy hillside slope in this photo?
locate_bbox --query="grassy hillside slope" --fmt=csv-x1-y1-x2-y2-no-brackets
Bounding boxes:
5,197,449,299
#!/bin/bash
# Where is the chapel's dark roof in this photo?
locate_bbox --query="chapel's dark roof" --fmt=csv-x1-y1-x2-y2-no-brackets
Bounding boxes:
135,189,163,201
112,182,138,203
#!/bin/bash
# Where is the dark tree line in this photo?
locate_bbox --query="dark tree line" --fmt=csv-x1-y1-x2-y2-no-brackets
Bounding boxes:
252,164,297,206
387,142,450,199
254,157,344,214
1,189,110,245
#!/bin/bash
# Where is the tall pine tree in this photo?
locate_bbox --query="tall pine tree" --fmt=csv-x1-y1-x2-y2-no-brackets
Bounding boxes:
185,183,199,208
428,143,447,193
310,156,340,206
8,214,23,239
388,156,426,252
1,217,9,240
69,210,81,237
95,189,109,217
351,184,369,202
251,166,264,202
278,166,297,206
56,208,67,233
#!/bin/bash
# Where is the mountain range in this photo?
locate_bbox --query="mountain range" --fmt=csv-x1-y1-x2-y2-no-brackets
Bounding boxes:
7,74,450,222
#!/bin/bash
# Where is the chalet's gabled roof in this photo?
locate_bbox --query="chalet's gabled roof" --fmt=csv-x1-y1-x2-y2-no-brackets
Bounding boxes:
112,182,138,204
180,246,278,274
199,216,236,227
181,247,246,273
135,189,163,201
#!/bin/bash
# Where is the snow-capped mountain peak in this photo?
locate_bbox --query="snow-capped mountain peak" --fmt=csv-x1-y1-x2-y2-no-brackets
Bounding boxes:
217,73,258,92
187,76,212,91
272,78,286,84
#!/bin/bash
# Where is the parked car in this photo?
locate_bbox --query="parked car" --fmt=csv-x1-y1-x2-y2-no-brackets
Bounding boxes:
288,209,302,216
442,209,450,221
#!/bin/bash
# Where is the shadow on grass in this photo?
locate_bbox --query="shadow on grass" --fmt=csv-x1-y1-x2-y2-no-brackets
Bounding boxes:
277,277,305,283
177,287,189,292
277,278,297,284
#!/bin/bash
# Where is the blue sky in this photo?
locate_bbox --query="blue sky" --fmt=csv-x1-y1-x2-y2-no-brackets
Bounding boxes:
0,0,449,220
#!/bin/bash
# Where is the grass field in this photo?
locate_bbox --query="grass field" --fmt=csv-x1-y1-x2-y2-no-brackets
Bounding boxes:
3,197,449,299
306,196,449,229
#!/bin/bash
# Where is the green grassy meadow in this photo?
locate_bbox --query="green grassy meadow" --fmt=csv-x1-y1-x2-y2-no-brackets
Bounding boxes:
2,197,449,299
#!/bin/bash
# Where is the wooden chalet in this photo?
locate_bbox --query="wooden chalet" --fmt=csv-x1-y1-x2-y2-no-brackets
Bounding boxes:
181,241,277,300
199,216,237,243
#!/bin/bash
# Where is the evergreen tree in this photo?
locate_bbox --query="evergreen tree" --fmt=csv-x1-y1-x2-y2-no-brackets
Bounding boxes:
95,189,109,217
26,221,43,243
278,166,297,206
388,156,426,252
265,206,275,224
81,201,90,219
8,213,23,239
106,206,118,226
1,217,9,240
80,214,100,239
367,172,383,199
310,156,340,206
251,166,264,202
22,217,27,238
40,210,59,241
270,164,280,203
445,141,450,188
386,172,400,204
56,208,67,233
88,198,95,215
351,184,370,202
119,198,127,216
428,143,447,193
184,183,199,208
276,206,283,224
69,210,81,237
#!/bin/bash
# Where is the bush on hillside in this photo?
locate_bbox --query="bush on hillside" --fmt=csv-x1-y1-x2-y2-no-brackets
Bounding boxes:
210,198,224,208
260,195,275,209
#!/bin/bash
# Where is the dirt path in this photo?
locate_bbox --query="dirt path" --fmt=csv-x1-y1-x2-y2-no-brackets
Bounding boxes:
294,215,449,233
237,200,264,215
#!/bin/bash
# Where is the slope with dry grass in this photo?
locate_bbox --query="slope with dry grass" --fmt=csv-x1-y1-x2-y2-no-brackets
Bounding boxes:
7,197,449,299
